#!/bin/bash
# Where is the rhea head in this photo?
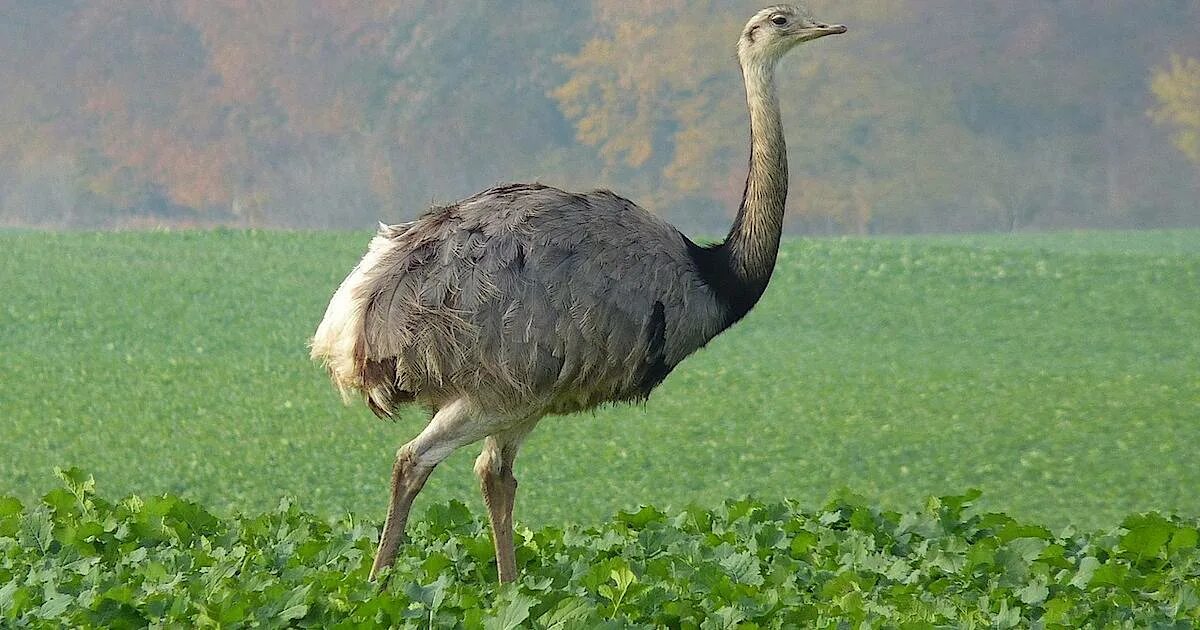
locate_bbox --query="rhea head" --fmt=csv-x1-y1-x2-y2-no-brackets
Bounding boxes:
737,4,847,67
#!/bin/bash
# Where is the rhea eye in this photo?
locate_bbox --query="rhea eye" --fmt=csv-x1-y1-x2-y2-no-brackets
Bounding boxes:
771,15,788,26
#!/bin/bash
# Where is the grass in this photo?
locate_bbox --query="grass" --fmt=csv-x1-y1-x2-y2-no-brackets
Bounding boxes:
1,229,1197,531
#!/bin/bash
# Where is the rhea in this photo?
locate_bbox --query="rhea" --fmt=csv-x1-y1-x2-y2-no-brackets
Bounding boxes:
312,4,846,584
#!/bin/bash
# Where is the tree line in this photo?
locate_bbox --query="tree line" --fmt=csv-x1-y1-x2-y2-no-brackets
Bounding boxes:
0,0,1197,233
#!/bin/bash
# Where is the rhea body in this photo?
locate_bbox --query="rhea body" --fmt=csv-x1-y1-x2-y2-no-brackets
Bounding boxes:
311,5,846,583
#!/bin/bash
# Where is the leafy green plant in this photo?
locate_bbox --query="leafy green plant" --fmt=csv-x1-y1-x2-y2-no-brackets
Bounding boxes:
2,469,1197,627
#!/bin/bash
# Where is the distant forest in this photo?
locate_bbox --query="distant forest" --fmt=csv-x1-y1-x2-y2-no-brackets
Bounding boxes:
1,0,1198,233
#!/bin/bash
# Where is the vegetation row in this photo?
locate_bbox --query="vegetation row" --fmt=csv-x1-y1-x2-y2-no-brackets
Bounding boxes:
2,469,1197,628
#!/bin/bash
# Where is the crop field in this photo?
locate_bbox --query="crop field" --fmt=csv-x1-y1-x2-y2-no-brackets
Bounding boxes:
2,229,1198,532
2,229,1199,625
3,471,1198,626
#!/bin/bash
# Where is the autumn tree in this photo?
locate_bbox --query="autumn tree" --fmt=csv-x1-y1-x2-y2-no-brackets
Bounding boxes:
1,1,1197,231
0,1,589,227
903,0,1200,228
552,1,997,234
1152,55,1200,168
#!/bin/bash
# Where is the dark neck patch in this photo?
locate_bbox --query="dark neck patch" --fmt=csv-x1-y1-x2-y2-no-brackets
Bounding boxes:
683,236,767,331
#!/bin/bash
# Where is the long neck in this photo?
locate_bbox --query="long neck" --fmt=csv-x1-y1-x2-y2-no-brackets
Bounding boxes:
722,60,787,295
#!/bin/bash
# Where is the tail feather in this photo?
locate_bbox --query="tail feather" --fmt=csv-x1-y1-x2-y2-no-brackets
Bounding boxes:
362,357,415,419
311,224,415,417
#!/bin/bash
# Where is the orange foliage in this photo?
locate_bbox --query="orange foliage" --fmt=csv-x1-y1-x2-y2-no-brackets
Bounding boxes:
31,0,396,215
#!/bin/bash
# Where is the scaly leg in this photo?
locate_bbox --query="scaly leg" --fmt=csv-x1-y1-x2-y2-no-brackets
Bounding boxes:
474,419,538,583
369,449,433,582
369,399,495,582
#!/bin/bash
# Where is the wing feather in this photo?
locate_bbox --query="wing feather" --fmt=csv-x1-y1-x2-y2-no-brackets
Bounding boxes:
311,183,727,415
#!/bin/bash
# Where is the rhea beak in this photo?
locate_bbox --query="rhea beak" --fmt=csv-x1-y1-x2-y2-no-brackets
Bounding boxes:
801,23,848,41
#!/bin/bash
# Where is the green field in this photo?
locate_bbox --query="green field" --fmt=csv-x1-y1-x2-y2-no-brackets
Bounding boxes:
1,230,1198,532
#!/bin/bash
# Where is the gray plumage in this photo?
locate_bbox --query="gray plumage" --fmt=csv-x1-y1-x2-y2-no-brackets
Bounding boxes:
310,4,847,584
316,184,726,418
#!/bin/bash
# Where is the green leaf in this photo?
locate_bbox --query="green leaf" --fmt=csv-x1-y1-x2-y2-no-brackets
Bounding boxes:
278,584,311,621
465,533,497,562
1089,563,1128,587
719,552,764,586
0,497,21,537
0,581,19,613
42,488,77,515
849,508,876,533
422,551,453,577
818,511,843,526
1043,597,1073,624
0,496,23,517
1005,538,1049,563
1120,513,1175,558
426,500,475,535
140,495,177,518
1017,581,1049,605
21,508,53,553
1172,585,1199,618
993,599,1021,629
486,589,538,630
616,505,667,528
789,531,818,558
1169,526,1198,552
279,603,308,622
611,565,637,592
725,497,760,523
405,574,450,613
700,605,747,630
54,466,96,496
966,538,997,569
539,596,596,629
1069,557,1099,590
996,523,1053,543
36,593,73,620
939,489,983,514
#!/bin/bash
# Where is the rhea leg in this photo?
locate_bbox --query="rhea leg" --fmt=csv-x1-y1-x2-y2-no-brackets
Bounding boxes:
369,399,493,582
474,419,538,584
369,449,432,582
